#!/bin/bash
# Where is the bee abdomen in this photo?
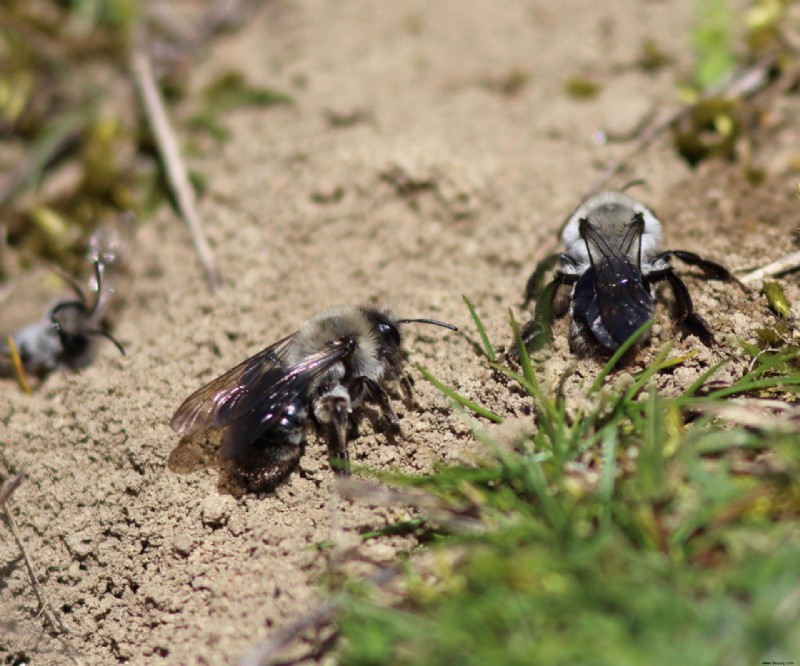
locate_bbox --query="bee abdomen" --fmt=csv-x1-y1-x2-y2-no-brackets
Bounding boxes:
277,402,310,444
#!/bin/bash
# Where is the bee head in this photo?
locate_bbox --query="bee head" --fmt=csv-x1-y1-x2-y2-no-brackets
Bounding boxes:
361,308,403,352
360,307,457,354
50,301,92,359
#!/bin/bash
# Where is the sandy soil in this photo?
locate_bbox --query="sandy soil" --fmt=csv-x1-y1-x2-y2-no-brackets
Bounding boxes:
2,1,799,663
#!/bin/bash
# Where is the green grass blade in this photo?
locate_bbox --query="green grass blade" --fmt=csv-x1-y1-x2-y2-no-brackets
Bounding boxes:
416,364,503,423
624,341,673,403
509,310,540,395
698,375,800,400
590,319,654,394
489,363,538,399
682,356,732,398
599,425,618,527
463,295,496,362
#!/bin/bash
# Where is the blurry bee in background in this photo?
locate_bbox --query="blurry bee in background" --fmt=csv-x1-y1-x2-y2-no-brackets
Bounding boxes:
0,213,133,383
170,306,457,491
521,191,735,359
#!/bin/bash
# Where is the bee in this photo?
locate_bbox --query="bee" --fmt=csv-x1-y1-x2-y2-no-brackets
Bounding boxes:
0,215,132,381
521,190,735,358
170,306,457,491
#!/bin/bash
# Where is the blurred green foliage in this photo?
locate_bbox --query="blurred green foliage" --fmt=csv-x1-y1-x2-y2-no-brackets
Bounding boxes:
676,0,796,169
0,0,147,271
0,0,290,275
693,0,736,91
336,306,800,665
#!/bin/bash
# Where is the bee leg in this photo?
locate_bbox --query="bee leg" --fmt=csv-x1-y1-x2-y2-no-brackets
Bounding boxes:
518,271,577,355
355,377,402,435
325,397,351,475
655,250,742,287
647,268,715,346
399,373,416,409
375,356,416,409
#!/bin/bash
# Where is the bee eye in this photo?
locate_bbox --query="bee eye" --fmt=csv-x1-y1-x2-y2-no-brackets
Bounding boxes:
376,321,401,348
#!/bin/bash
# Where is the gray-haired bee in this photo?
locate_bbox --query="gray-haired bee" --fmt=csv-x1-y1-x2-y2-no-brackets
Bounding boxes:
170,306,457,491
0,215,131,380
521,191,734,357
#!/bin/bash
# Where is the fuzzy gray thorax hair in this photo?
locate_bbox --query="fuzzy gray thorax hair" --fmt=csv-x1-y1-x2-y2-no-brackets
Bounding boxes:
286,306,390,382
561,191,663,270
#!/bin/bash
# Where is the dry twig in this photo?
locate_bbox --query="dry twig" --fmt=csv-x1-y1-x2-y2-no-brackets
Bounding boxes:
739,250,800,284
130,30,221,292
0,472,25,506
3,496,83,664
512,59,783,281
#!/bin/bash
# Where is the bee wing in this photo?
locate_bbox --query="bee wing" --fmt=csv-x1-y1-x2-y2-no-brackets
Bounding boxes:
594,257,654,344
170,333,297,436
581,221,654,345
217,338,355,460
170,334,355,448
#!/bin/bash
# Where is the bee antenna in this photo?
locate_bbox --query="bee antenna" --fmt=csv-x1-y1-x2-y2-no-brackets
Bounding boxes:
88,328,126,356
621,179,647,193
397,318,458,332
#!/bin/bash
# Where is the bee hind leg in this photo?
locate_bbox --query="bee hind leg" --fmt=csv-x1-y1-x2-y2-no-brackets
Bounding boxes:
647,268,715,346
656,250,744,288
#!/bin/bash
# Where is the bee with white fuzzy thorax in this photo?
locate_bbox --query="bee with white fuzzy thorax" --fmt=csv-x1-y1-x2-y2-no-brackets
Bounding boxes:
521,190,735,358
0,214,132,381
170,306,457,491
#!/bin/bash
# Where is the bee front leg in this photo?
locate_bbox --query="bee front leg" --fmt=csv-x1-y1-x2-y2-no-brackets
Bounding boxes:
353,376,402,435
322,396,351,475
399,373,416,410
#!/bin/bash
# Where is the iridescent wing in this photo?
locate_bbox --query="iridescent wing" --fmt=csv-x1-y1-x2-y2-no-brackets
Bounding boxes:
215,338,355,461
170,333,297,436
171,333,357,459
579,218,653,348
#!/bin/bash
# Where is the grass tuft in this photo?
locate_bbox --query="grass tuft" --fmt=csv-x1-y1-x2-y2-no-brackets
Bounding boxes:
337,300,800,665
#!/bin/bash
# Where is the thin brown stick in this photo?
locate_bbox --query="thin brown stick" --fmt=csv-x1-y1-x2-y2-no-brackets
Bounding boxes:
738,250,800,284
236,566,401,666
129,31,221,292
0,221,7,277
3,500,83,664
0,473,25,506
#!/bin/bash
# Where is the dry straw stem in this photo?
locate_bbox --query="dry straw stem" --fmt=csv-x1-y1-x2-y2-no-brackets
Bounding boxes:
586,58,774,202
508,58,783,273
3,494,83,664
739,250,800,284
0,472,25,506
130,29,221,292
